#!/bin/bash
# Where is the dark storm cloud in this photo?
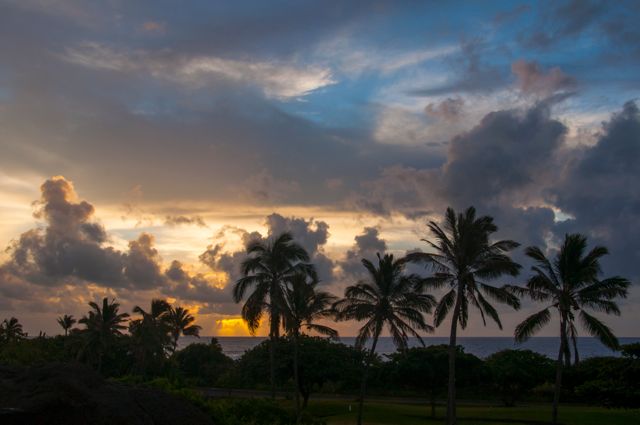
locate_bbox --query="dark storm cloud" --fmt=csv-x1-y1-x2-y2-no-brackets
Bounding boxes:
1,177,127,288
200,213,335,284
350,100,569,254
442,101,566,207
338,226,387,278
554,101,640,280
0,176,238,314
163,260,231,307
1,177,188,291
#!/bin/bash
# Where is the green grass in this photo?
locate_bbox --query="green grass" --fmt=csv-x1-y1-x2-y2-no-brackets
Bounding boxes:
306,400,640,425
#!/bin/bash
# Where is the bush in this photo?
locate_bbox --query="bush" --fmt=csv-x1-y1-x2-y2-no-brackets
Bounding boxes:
173,338,234,386
565,356,640,408
231,336,363,405
485,349,554,406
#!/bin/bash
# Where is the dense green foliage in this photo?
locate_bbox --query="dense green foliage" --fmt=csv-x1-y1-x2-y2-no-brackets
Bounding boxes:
175,338,233,386
485,349,554,406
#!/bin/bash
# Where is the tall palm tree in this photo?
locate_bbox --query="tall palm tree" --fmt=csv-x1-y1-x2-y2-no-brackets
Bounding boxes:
511,233,629,425
165,305,202,353
130,299,172,372
334,253,436,425
78,298,129,372
406,207,521,425
0,317,26,343
281,274,338,424
57,314,76,336
233,232,316,399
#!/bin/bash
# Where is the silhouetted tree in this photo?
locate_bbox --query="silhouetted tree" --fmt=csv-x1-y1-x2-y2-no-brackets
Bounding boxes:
407,207,521,425
233,232,316,399
78,298,129,372
334,253,436,425
56,314,76,336
512,233,629,424
129,299,172,374
281,273,337,423
0,317,27,343
165,305,201,353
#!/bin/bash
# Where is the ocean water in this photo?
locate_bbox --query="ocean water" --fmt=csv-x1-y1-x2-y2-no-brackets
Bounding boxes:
177,336,640,360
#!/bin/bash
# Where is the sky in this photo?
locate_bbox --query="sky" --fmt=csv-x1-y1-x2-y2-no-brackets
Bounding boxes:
1,0,639,338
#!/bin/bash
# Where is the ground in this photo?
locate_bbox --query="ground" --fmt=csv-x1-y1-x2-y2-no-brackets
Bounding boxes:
306,400,640,425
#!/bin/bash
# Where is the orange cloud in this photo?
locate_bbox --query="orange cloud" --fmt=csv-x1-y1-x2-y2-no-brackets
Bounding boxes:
141,21,165,33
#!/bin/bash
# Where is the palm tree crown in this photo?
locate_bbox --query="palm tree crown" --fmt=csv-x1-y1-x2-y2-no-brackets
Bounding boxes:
78,298,129,371
514,233,630,351
129,299,172,350
57,314,76,336
281,274,338,340
233,232,316,335
407,207,522,330
1,317,27,343
335,253,436,349
166,305,202,352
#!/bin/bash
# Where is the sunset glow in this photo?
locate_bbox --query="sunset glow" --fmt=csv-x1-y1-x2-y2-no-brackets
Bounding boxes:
0,0,638,339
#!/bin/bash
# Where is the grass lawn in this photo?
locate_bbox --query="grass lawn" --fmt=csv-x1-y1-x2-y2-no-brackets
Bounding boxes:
306,400,640,425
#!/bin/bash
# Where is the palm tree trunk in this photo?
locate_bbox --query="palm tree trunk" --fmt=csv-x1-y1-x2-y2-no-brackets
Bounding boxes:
357,330,380,425
270,333,276,399
293,332,301,425
571,332,580,365
552,318,567,425
447,290,462,425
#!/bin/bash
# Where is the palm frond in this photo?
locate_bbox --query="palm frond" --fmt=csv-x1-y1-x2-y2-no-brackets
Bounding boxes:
515,308,551,342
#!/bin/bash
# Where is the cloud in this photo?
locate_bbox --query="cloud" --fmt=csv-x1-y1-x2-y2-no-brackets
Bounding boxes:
338,226,387,278
163,260,233,311
1,176,180,291
409,39,506,97
141,21,166,34
200,213,335,284
522,0,606,48
63,42,335,99
511,60,576,96
553,101,640,280
424,97,465,122
264,213,335,282
164,215,208,227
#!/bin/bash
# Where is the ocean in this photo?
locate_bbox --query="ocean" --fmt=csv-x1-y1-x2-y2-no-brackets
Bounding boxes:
177,336,640,360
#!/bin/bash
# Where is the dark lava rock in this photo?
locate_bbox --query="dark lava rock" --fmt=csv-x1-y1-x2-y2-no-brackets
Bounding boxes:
0,362,214,425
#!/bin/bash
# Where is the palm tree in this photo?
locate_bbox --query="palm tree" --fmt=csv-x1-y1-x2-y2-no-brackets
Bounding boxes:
281,273,338,423
334,253,436,425
406,207,521,425
165,305,202,353
57,314,76,336
511,233,629,425
78,298,129,372
130,299,172,372
0,317,26,343
233,232,316,399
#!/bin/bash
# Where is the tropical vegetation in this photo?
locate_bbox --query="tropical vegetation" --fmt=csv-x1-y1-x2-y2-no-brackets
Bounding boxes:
0,207,635,425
